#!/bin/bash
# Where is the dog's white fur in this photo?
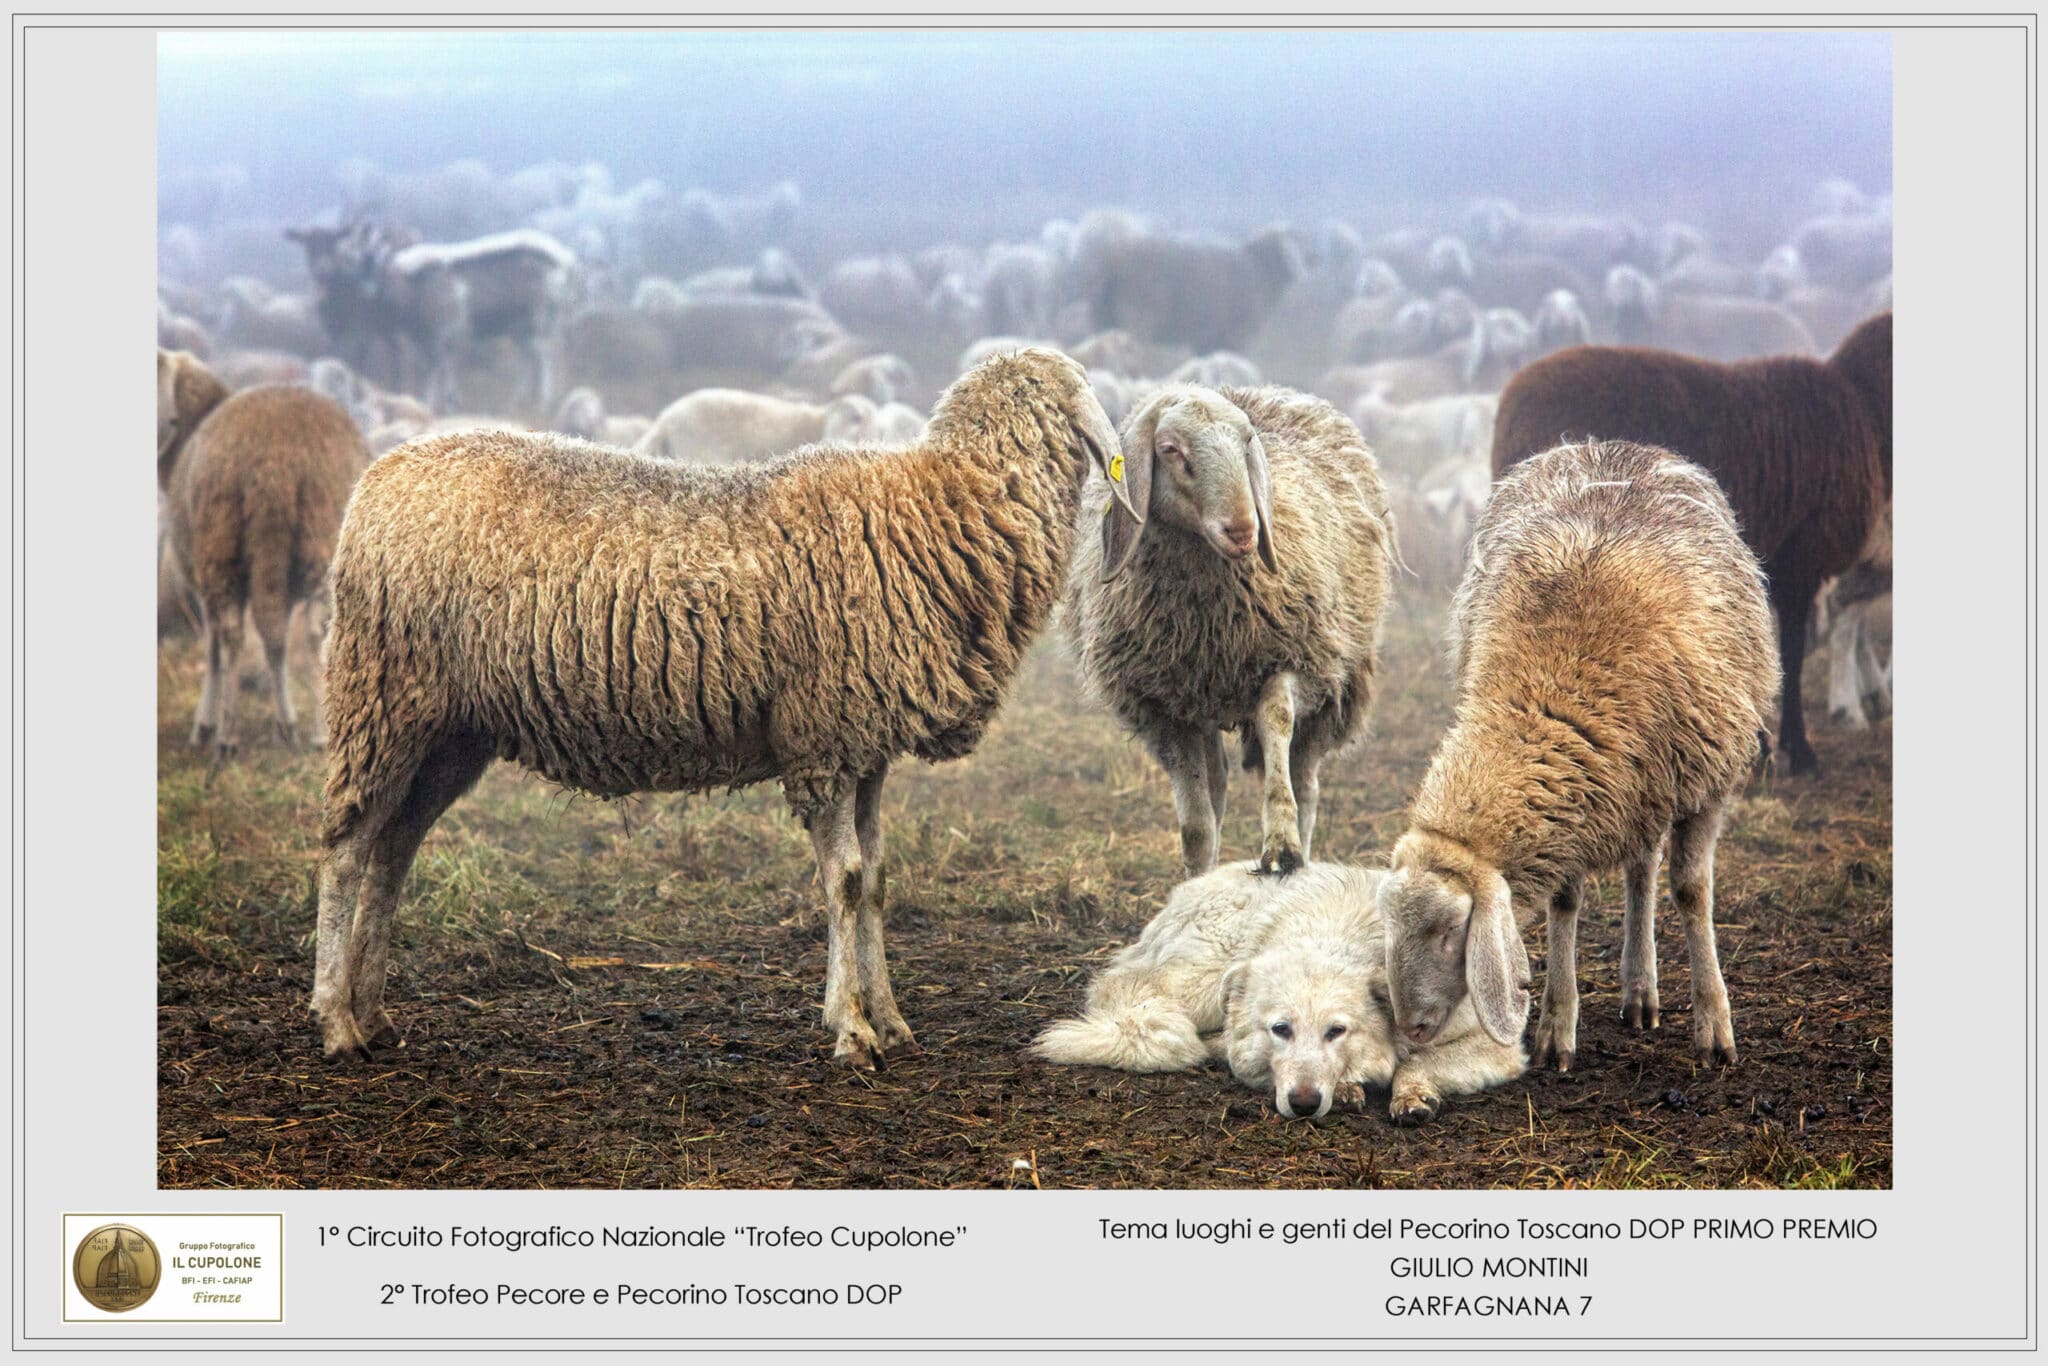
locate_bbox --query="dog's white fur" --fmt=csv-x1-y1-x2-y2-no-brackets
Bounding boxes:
1031,863,1528,1122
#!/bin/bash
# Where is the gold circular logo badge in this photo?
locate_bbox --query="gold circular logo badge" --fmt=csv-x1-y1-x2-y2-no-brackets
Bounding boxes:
72,1224,160,1314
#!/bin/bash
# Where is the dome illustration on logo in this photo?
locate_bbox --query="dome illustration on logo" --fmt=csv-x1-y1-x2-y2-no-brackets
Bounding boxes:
72,1224,160,1313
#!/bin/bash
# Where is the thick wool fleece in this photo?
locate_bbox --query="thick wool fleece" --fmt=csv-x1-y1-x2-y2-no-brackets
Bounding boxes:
1065,384,1396,767
320,349,1107,844
1415,439,1780,900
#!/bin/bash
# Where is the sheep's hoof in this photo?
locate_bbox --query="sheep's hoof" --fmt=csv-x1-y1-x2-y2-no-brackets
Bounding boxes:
1255,839,1304,877
190,722,215,749
357,1010,401,1050
833,1032,884,1072
1533,1012,1576,1072
276,718,303,749
1391,1089,1440,1126
880,1032,922,1061
1621,987,1660,1030
1695,1030,1739,1068
315,1009,372,1062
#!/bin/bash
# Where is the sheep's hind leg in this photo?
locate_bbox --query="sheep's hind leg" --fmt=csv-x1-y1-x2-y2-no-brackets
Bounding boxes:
1153,725,1220,876
1252,673,1304,874
312,829,373,1058
852,763,917,1059
1620,844,1662,1029
806,782,884,1069
1672,800,1738,1065
251,594,300,749
1533,876,1582,1071
1826,606,1869,729
207,601,248,766
345,734,493,1049
190,601,221,749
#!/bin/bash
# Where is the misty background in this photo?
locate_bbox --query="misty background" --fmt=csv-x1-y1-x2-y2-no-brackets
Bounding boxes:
160,29,1890,256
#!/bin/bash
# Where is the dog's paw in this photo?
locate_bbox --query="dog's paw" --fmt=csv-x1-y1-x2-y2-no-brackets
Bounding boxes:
1335,1081,1365,1110
1390,1087,1441,1126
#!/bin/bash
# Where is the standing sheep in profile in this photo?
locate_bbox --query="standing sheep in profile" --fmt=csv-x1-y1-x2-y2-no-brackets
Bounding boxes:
1085,225,1306,353
1492,311,1891,774
1066,385,1396,876
312,349,1133,1070
1379,441,1778,1073
158,348,370,760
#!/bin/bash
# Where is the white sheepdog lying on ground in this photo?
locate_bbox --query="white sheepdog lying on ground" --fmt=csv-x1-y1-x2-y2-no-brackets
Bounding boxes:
1031,862,1527,1122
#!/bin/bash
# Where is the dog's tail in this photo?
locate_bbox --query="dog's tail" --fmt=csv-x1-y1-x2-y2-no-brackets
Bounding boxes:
1030,983,1209,1073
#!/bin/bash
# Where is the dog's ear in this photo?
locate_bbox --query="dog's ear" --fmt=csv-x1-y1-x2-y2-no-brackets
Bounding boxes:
1220,961,1249,1017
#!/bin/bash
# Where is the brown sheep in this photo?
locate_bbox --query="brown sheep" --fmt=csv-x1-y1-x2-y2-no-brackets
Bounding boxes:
1490,311,1891,775
158,349,369,760
1380,441,1777,1098
310,349,1131,1071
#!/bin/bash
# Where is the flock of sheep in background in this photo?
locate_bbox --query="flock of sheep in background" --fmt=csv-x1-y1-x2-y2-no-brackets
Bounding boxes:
155,156,1893,1121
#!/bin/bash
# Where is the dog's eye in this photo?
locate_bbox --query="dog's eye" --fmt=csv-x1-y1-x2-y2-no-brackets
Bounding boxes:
1270,1022,1293,1041
1324,1024,1348,1041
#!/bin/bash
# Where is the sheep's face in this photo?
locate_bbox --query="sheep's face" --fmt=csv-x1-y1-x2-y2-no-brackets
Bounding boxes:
1379,866,1474,1046
1223,949,1392,1119
1381,834,1529,1049
1120,387,1276,570
1353,258,1404,302
1427,236,1475,288
1604,265,1657,325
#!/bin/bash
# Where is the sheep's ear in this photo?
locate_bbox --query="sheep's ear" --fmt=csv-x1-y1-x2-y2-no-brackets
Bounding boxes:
1464,870,1528,1046
1245,430,1279,572
1101,393,1160,581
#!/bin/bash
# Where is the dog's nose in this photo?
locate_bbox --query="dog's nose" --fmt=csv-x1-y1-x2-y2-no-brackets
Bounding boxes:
1286,1084,1323,1116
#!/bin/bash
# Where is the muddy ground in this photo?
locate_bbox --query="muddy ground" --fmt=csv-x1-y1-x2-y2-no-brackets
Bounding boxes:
157,596,1891,1190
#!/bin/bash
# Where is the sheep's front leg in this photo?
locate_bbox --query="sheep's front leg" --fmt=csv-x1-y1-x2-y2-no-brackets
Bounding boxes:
1533,876,1582,1071
1390,1029,1530,1125
1294,742,1323,863
1621,844,1662,1029
1252,672,1304,874
806,783,884,1070
1826,606,1869,728
1855,604,1892,718
1672,800,1738,1064
1151,725,1220,876
852,764,917,1058
1200,729,1229,854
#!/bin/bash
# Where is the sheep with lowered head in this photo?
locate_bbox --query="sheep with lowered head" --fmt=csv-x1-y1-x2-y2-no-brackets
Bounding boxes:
159,348,370,760
1066,384,1396,876
1379,440,1777,1083
311,348,1133,1069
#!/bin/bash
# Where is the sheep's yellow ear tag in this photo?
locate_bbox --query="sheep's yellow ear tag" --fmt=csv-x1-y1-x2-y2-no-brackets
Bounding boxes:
1108,453,1126,483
